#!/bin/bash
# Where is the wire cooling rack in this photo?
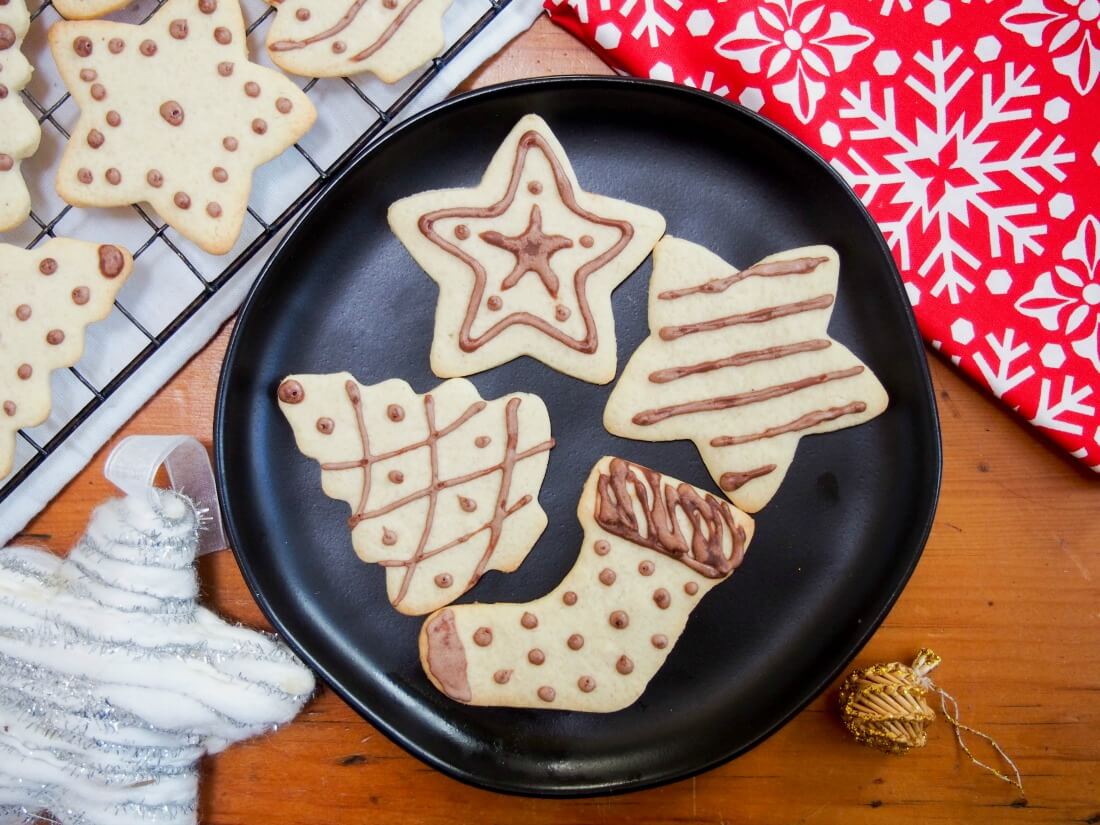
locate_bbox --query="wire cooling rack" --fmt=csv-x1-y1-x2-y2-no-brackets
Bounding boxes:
2,0,523,504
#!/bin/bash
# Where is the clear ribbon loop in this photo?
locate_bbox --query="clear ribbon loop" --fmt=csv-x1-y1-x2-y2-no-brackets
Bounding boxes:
104,435,228,556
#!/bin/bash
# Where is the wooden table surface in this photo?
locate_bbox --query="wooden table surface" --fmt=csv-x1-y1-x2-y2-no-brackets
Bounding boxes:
17,16,1100,825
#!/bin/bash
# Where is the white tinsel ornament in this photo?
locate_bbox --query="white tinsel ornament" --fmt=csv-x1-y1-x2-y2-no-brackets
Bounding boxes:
0,485,315,825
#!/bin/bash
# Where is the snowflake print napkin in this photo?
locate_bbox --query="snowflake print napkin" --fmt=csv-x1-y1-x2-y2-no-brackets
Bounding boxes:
545,0,1100,472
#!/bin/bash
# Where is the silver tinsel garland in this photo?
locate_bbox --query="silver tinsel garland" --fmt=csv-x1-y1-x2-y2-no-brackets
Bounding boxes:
0,490,315,825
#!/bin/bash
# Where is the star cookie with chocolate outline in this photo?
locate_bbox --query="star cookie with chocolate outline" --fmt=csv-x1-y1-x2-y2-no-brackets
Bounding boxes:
0,0,41,231
0,238,133,479
264,0,455,83
388,114,666,385
49,0,317,255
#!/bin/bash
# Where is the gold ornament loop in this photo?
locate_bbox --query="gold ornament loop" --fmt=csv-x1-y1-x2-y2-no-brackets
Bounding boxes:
839,649,1024,794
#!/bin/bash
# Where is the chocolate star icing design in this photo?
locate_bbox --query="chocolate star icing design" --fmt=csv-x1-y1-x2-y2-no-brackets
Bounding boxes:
49,0,317,255
388,114,666,385
480,204,573,297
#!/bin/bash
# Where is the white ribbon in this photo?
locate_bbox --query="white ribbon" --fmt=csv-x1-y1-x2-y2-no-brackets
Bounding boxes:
104,435,228,556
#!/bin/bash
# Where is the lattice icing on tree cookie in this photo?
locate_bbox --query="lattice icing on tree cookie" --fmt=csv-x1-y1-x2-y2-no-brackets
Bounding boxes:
604,237,889,513
0,0,40,231
0,239,133,479
48,0,317,255
263,0,455,83
388,114,666,384
418,456,754,712
278,373,555,615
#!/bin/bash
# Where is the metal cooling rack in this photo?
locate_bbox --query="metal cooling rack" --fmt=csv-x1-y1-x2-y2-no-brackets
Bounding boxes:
2,0,519,504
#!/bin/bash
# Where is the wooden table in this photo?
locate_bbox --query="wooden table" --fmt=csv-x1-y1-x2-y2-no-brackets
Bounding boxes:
18,16,1100,825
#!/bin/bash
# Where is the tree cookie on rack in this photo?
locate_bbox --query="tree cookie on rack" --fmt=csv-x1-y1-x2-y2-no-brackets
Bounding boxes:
49,0,317,255
0,0,41,232
388,114,666,385
0,238,134,479
604,237,889,513
419,456,755,712
264,0,454,83
277,373,555,615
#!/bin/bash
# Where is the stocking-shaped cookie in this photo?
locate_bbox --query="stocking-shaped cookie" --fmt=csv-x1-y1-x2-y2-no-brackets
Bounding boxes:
278,373,554,615
419,456,754,713
1,239,134,478
605,237,888,513
0,0,40,231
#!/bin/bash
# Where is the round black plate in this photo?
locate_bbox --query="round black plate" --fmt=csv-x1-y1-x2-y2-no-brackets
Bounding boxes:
215,77,941,796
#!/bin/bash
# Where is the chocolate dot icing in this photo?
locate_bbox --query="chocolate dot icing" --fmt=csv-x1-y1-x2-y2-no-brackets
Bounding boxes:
206,202,222,218
147,170,164,188
79,68,96,82
77,168,93,183
537,686,555,702
72,286,90,305
527,181,542,194
174,192,191,209
295,7,310,19
0,154,11,172
98,245,125,277
198,0,217,12
277,379,304,403
386,404,404,422
3,402,15,417
108,38,125,53
493,669,511,684
46,329,65,345
580,234,595,248
474,435,490,448
159,100,184,126
527,649,545,665
17,365,32,380
577,676,596,693
223,136,239,151
652,588,670,609
594,540,610,556
520,612,538,629
218,61,234,76
651,634,668,649
486,295,502,311
473,627,492,647
90,83,106,100
387,469,404,483
315,417,334,434
276,97,292,114
434,573,452,588
332,40,346,53
599,568,616,585
105,168,121,185
567,634,584,650
638,560,654,576
244,81,260,97
169,19,189,39
73,36,93,57
212,167,228,182
15,304,31,321
684,582,699,595
562,591,577,606
609,610,629,629
39,258,57,275
252,118,267,135
87,130,104,149
616,655,634,675
106,111,121,127
140,39,157,56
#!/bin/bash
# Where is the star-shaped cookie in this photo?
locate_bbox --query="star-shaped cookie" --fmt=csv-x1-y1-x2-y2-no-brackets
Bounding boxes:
0,489,314,824
605,237,889,513
49,0,317,255
264,0,455,83
388,114,667,385
0,0,41,231
1,238,134,479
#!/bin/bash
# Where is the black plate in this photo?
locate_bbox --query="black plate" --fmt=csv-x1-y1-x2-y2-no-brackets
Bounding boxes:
215,77,941,796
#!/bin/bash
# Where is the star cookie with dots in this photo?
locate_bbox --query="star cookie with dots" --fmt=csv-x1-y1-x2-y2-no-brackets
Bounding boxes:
49,0,317,255
0,238,133,479
0,0,41,231
263,0,455,83
388,114,667,385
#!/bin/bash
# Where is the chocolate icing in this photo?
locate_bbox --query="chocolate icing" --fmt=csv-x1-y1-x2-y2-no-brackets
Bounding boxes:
159,100,185,125
0,24,15,50
632,366,865,426
710,401,868,447
478,204,573,298
322,382,554,607
106,168,121,185
270,0,424,64
417,129,634,355
528,649,545,665
609,610,629,628
520,611,537,629
594,458,746,579
39,258,57,275
659,294,835,341
98,245,125,278
277,378,304,403
17,365,32,380
658,255,830,301
537,686,555,702
424,609,471,702
719,465,777,492
649,339,832,383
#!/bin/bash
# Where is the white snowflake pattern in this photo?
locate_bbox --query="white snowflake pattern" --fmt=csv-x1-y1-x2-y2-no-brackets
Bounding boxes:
1015,214,1100,372
1030,375,1096,434
868,0,994,17
1001,0,1100,95
832,40,1075,304
648,62,730,96
619,0,682,47
713,0,874,123
547,0,606,25
972,329,1037,398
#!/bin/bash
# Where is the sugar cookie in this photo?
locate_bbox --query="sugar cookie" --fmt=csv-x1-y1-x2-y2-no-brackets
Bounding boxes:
0,0,40,231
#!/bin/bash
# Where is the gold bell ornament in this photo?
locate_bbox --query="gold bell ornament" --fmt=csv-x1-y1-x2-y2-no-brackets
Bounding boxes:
839,649,1023,793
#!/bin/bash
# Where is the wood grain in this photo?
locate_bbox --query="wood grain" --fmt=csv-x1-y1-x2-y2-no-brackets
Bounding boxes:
15,17,1100,825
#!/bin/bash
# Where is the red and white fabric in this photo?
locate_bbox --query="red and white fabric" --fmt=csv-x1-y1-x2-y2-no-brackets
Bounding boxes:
545,0,1100,472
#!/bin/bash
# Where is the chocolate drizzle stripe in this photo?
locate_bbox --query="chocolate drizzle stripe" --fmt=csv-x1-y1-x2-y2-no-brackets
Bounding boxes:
417,130,634,355
648,338,832,384
659,294,835,341
593,458,746,579
709,401,868,447
658,255,830,301
631,366,865,426
720,465,777,492
269,0,424,62
325,383,554,606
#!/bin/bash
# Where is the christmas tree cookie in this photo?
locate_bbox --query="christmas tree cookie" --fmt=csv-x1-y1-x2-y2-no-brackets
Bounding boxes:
264,0,455,83
605,237,888,513
388,114,666,384
419,457,755,712
1,239,134,478
0,0,41,231
277,373,555,615
49,0,317,255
